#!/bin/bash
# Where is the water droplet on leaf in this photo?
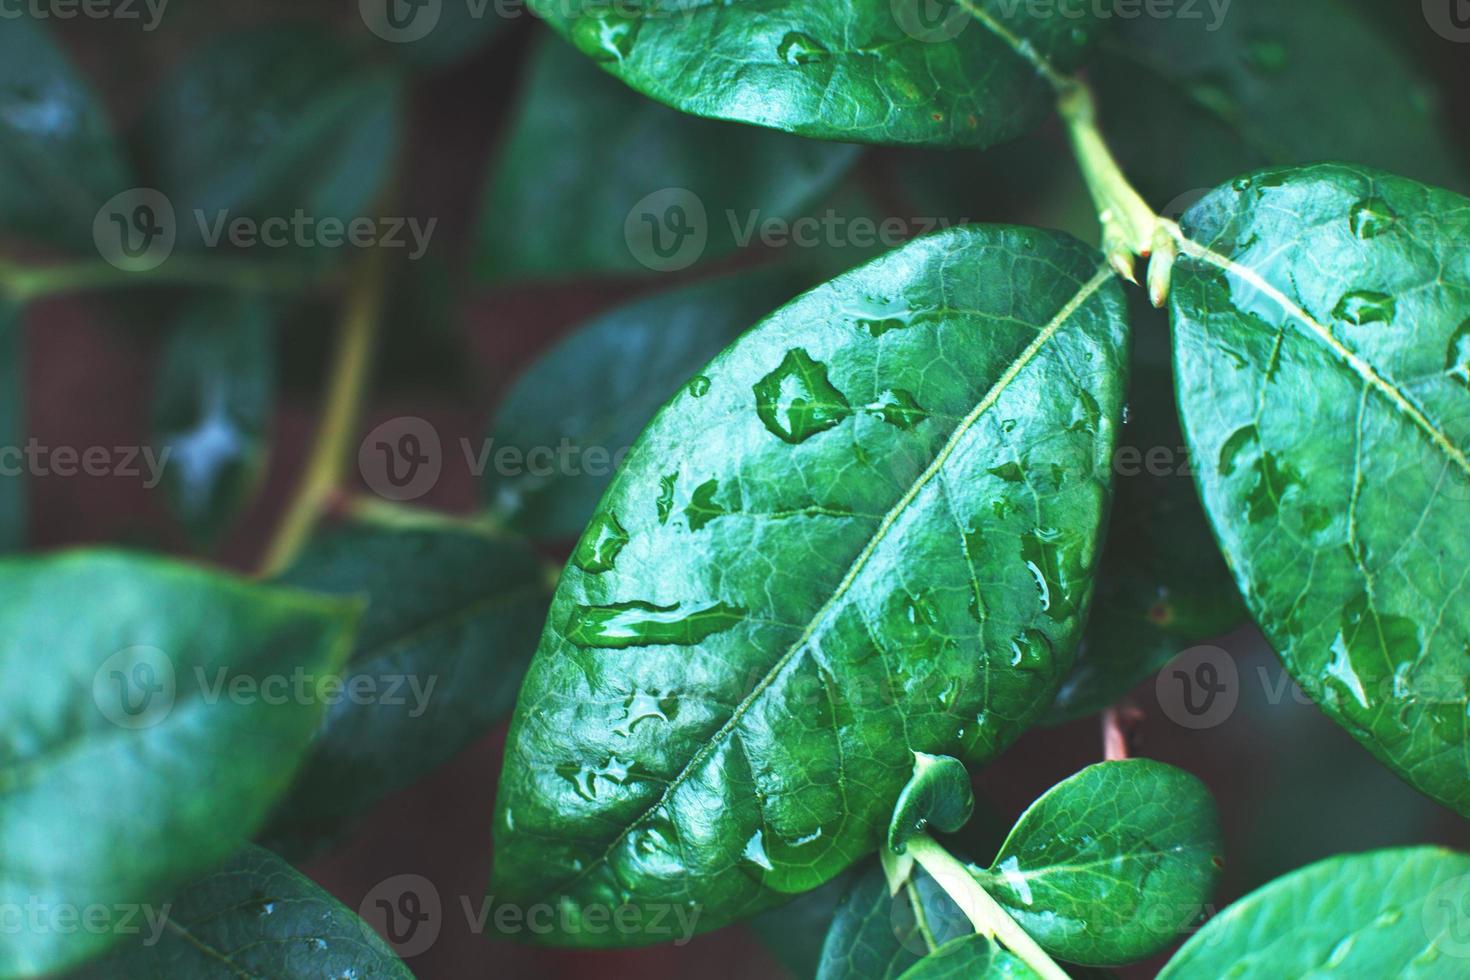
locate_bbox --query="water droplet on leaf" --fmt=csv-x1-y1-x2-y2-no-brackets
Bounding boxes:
753,349,853,444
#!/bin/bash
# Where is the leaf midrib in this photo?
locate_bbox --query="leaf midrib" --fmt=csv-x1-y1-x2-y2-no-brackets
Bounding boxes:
540,264,1116,903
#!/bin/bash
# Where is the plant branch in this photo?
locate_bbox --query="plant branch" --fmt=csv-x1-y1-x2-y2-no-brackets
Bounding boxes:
906,835,1072,979
256,245,387,576
0,254,325,303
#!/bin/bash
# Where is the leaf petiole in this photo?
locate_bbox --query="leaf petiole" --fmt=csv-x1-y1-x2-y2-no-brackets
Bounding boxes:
905,834,1072,980
0,255,325,303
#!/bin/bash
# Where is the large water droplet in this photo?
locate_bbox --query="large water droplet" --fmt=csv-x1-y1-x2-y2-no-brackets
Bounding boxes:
1009,629,1053,672
742,829,774,871
573,512,629,574
657,472,677,525
570,7,641,63
777,30,829,65
1334,290,1396,326
1218,425,1259,477
1349,198,1398,239
687,374,711,398
613,689,677,737
1446,319,1470,390
754,348,853,444
566,600,746,649
858,317,907,337
685,478,739,531
868,389,927,430
1068,389,1101,434
988,461,1026,483
1021,527,1077,623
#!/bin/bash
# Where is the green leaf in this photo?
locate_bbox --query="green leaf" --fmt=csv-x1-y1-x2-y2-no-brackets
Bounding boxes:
817,858,969,980
67,844,412,979
263,516,551,856
1049,303,1245,722
1158,847,1470,978
477,33,858,281
525,0,1106,149
749,871,853,978
491,225,1129,944
0,552,359,977
1169,163,1470,817
0,14,131,250
486,265,816,537
888,753,974,852
0,299,24,552
974,760,1223,966
1096,0,1467,204
152,294,275,545
137,26,403,251
897,933,1040,979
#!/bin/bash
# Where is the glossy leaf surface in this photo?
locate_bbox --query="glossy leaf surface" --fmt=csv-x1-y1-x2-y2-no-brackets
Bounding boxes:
69,844,412,979
817,858,968,980
265,518,551,855
0,15,130,250
1158,847,1470,978
486,266,815,537
1170,164,1470,817
975,760,1222,965
526,0,1105,148
152,295,274,545
0,552,359,977
898,933,1039,979
492,225,1128,944
478,34,858,281
888,752,974,852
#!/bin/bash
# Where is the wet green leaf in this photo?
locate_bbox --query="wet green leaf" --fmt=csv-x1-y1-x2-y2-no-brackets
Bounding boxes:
152,294,274,545
0,552,359,977
0,14,131,251
525,0,1106,148
477,34,857,281
974,760,1223,966
888,753,974,852
264,517,551,856
897,933,1040,979
1158,847,1470,978
491,225,1128,944
486,266,815,537
817,858,968,980
1170,164,1470,817
68,844,412,979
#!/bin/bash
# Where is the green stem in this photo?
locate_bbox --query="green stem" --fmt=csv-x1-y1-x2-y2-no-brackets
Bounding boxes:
906,836,1071,980
0,255,325,303
256,245,386,576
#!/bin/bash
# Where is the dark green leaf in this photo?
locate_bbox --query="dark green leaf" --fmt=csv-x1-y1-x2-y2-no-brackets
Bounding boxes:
525,0,1106,148
491,225,1128,944
0,552,360,977
137,27,403,251
477,33,858,281
68,844,412,979
974,760,1223,966
152,294,275,545
897,933,1040,979
817,858,968,980
1158,847,1470,978
1169,164,1470,817
749,871,852,978
486,265,816,537
1096,0,1467,204
0,299,23,552
1049,304,1245,721
0,14,131,250
888,753,974,852
264,516,551,856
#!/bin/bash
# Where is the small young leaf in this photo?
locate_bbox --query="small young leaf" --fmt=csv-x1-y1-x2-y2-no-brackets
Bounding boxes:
897,933,1040,979
1158,847,1470,978
491,225,1128,944
974,760,1223,966
485,265,816,537
888,752,975,852
817,858,969,980
0,552,359,977
477,34,857,281
137,26,403,251
525,0,1107,149
68,844,412,979
1170,164,1470,818
152,294,275,545
0,300,24,552
263,517,551,856
0,14,131,250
